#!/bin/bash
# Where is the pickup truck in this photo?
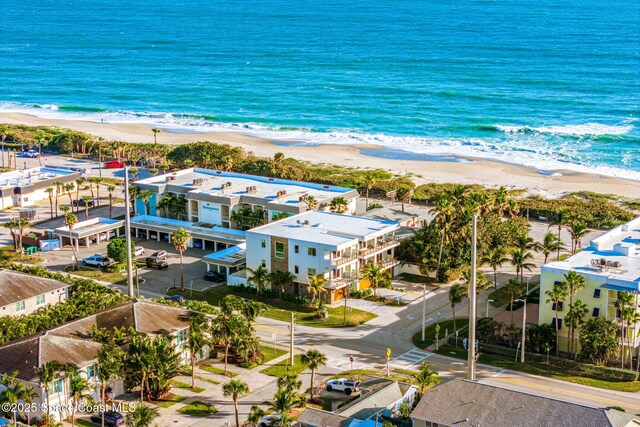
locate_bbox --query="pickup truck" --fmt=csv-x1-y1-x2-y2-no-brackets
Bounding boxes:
81,254,114,268
104,160,125,169
25,150,39,158
326,378,360,395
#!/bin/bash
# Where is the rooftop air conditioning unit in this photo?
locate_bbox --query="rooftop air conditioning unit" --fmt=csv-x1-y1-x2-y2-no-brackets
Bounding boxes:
303,220,310,225
246,186,257,194
193,178,204,186
167,176,176,182
277,190,287,198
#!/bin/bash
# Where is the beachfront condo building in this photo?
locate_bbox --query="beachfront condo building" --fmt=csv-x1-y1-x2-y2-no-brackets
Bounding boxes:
539,216,640,358
235,210,401,303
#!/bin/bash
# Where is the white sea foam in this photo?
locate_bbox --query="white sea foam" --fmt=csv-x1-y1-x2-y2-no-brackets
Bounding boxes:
1,102,639,181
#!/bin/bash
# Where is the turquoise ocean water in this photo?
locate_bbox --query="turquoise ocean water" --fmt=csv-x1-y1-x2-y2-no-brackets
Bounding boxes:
1,0,638,179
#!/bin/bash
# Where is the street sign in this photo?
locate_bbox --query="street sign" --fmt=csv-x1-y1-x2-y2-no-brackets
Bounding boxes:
386,347,391,361
435,323,441,334
349,356,354,363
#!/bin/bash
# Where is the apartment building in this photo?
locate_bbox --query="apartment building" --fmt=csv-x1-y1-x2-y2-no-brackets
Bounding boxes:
242,211,401,303
539,216,640,357
0,166,79,209
0,269,69,317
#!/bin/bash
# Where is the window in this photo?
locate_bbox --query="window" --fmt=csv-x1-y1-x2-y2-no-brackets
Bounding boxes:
307,247,317,257
551,318,563,330
294,266,299,274
86,364,97,379
261,239,266,248
551,302,563,311
275,242,285,258
36,294,45,306
50,379,64,395
176,329,187,344
261,259,266,268
553,281,563,287
294,245,299,254
308,268,316,276
15,301,25,312
592,307,600,317
593,289,601,298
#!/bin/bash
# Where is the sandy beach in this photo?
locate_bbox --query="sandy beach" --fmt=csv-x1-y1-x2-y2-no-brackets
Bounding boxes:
2,112,639,199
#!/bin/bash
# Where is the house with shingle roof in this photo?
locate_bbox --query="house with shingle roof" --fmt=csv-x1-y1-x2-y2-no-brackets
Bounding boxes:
410,379,639,427
0,299,206,422
0,269,69,317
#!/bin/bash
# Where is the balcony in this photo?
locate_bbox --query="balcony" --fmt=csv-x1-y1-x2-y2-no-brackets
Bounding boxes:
331,252,358,266
359,237,400,257
378,258,400,269
327,273,358,289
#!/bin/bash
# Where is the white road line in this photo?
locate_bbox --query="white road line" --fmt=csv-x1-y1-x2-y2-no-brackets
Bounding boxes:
492,369,506,377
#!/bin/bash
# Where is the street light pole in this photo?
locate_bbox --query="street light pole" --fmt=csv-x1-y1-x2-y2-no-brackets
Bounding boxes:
468,214,478,381
421,285,426,341
123,166,134,297
515,298,527,363
486,299,495,318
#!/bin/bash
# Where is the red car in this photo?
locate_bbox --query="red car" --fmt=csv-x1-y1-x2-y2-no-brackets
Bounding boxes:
104,160,125,168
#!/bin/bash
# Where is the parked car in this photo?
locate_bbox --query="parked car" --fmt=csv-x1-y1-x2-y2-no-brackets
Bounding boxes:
164,295,186,303
90,411,124,426
203,271,226,283
259,415,280,427
104,160,125,168
134,246,145,256
25,149,39,158
82,254,114,268
145,257,168,269
150,250,167,259
72,198,95,207
326,378,360,395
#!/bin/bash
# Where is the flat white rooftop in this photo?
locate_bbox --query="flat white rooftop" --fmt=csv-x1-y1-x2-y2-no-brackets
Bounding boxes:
543,216,640,292
55,217,123,239
202,243,247,266
0,167,76,189
247,211,400,247
133,168,358,208
130,215,246,244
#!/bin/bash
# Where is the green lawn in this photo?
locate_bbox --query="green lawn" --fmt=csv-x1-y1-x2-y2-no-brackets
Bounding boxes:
177,401,218,417
0,245,45,264
201,365,238,377
171,379,205,393
436,345,640,393
412,318,467,348
261,354,307,377
76,420,96,427
260,344,288,364
174,285,377,328
152,393,186,408
70,267,127,284
195,375,220,385
488,284,525,307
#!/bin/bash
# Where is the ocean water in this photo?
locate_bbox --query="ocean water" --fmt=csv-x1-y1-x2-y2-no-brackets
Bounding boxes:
1,0,639,179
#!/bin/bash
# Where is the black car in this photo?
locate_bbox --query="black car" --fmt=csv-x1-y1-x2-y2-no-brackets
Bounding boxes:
145,257,169,269
90,411,124,426
203,271,226,283
72,198,95,207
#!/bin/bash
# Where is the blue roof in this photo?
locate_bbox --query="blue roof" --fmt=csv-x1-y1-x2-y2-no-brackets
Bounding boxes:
600,284,640,294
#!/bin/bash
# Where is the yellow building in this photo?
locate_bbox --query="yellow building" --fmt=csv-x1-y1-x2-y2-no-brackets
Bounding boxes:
539,217,640,357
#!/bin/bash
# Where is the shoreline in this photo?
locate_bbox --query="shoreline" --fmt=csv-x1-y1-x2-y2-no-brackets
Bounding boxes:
1,112,640,200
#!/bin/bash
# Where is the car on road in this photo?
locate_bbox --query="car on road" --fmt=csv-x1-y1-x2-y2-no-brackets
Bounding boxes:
134,246,145,256
164,295,186,303
145,257,168,269
150,250,167,259
82,254,114,268
259,415,280,427
104,160,125,168
72,198,95,207
326,378,360,395
90,411,124,426
25,149,39,158
203,271,226,283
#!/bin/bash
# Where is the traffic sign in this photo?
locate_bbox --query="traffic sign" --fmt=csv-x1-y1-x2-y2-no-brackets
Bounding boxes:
349,356,354,363
435,323,441,334
386,347,391,361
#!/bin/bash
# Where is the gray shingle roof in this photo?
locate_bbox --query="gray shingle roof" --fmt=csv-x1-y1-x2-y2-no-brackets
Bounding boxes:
0,269,69,307
411,379,637,427
296,408,351,427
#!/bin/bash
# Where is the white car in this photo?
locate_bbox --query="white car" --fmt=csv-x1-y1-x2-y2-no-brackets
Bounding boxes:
134,246,145,256
25,150,39,158
326,378,360,395
81,254,114,268
259,415,280,427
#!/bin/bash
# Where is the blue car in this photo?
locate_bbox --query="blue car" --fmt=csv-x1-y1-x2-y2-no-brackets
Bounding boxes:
164,295,186,303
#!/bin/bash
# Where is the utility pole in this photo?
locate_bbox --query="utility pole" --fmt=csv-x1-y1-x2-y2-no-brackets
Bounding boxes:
421,285,426,341
468,214,478,380
290,312,295,366
124,166,134,297
516,299,527,363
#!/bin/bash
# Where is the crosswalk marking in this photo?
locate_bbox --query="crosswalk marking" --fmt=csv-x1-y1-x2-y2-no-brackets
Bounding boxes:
389,349,433,368
325,357,371,371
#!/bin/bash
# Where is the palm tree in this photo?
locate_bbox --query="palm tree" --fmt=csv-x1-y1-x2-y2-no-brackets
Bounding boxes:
151,128,161,145
81,195,93,220
125,404,160,427
550,210,567,260
566,299,588,359
563,271,586,355
0,380,37,426
185,314,209,389
412,361,438,395
45,187,54,218
329,196,349,214
247,265,271,295
432,195,453,269
395,186,413,212
300,349,327,401
16,217,31,253
509,247,535,285
545,282,568,357
35,361,62,416
170,227,191,289
614,292,633,368
269,270,296,300
94,177,104,207
97,344,124,427
362,173,377,210
541,231,565,264
74,178,84,213
448,283,466,332
361,263,389,297
504,279,523,325
305,195,318,210
137,189,153,216
568,222,588,254
306,274,327,304
64,210,79,270
64,183,75,209
481,246,509,289
0,126,6,168
68,374,94,426
247,405,265,427
223,380,249,427
211,313,241,374
107,185,116,218
52,181,63,214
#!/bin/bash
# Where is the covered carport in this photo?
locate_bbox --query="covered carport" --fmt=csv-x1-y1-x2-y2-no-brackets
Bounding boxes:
54,218,124,250
202,243,246,277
